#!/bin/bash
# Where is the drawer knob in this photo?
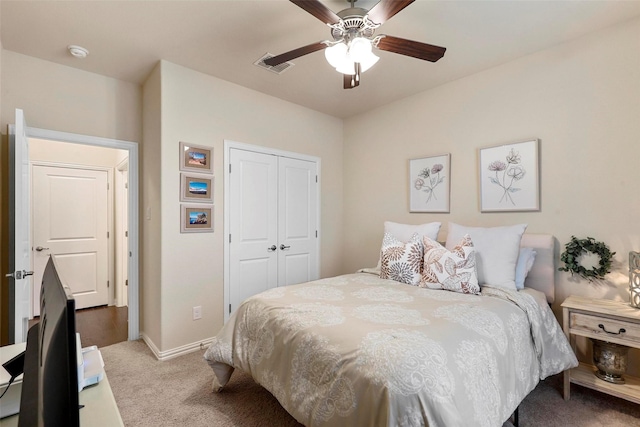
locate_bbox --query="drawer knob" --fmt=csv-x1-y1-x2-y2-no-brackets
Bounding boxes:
598,324,626,336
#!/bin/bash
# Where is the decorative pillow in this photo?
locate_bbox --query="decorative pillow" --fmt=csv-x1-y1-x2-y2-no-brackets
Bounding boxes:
380,232,423,286
376,221,441,270
445,222,527,290
421,234,480,294
515,248,537,290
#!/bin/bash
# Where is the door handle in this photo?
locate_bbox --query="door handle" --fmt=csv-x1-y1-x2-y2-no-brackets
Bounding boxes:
267,245,277,252
280,244,291,250
5,270,34,279
35,246,49,252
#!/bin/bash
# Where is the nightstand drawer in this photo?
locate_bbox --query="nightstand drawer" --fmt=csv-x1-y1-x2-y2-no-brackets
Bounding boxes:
570,312,640,345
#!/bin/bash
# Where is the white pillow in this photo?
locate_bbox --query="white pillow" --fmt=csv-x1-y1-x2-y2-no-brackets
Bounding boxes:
376,221,441,269
421,234,480,294
380,232,424,286
445,223,527,290
515,248,537,290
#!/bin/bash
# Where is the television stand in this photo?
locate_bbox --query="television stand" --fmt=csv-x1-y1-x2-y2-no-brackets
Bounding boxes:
0,343,123,427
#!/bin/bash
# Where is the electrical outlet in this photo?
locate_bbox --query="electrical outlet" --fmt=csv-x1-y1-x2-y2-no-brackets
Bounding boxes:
193,306,202,320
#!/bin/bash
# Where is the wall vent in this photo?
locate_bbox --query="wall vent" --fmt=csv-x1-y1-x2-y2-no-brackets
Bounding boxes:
254,53,295,74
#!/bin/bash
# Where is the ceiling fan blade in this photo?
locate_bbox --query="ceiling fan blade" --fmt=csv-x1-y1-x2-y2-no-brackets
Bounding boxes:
376,35,446,62
290,0,341,25
263,42,328,67
366,0,415,25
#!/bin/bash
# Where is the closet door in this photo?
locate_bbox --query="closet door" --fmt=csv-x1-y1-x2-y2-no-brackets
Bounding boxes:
278,157,318,287
227,146,320,316
228,149,278,313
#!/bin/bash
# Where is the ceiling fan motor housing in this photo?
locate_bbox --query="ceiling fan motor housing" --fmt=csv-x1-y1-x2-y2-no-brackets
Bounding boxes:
331,8,377,42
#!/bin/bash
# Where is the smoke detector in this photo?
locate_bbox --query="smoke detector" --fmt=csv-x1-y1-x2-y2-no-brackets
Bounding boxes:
67,45,89,59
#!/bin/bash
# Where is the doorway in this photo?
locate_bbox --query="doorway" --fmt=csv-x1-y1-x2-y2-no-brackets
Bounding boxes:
9,116,140,343
28,138,130,345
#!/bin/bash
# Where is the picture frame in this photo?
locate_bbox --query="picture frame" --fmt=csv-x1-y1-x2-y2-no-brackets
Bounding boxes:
179,141,213,174
479,139,540,212
181,205,213,233
180,173,213,203
409,153,451,213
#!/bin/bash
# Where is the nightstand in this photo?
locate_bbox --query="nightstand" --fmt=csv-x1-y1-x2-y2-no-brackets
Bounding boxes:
562,295,640,403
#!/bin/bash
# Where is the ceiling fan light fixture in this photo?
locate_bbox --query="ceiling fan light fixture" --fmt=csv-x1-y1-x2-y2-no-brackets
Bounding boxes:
335,60,356,75
324,42,348,68
348,37,372,63
359,52,379,73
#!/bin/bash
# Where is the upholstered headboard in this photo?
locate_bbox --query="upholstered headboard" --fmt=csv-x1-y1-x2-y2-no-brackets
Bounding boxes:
520,234,555,304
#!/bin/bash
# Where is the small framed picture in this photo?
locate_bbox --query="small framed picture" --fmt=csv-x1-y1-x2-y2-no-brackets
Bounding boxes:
179,141,213,174
180,173,213,203
479,139,540,212
181,205,213,233
409,153,451,213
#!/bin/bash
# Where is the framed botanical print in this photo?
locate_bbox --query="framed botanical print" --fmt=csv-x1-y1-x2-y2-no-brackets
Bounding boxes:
479,139,540,212
409,153,450,213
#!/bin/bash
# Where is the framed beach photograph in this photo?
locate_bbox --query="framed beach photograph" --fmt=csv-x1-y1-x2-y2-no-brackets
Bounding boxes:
181,205,213,233
179,141,213,174
479,139,540,212
409,153,450,213
180,173,213,203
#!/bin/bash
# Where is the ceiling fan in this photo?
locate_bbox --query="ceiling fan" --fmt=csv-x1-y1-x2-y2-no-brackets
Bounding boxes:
264,0,446,89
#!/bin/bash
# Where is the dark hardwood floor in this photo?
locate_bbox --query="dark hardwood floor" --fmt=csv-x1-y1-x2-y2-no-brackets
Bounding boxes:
29,305,128,349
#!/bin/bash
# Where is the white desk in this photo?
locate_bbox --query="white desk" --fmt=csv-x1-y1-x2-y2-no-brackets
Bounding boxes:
0,345,123,427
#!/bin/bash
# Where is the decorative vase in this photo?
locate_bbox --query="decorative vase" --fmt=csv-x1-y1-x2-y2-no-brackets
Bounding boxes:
630,251,640,309
591,339,629,384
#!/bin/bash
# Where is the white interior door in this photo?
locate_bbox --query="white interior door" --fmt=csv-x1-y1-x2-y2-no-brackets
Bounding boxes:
8,108,31,343
278,157,318,286
32,164,109,312
116,161,129,307
228,149,278,314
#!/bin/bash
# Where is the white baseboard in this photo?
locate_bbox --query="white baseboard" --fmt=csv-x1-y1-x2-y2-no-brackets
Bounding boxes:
140,333,214,361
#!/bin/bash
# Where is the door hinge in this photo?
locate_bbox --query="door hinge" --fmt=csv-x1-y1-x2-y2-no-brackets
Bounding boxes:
125,279,129,287
229,164,232,173
229,234,232,243
125,182,128,189
107,280,110,288
316,230,318,238
229,304,231,314
316,175,318,183
107,183,110,190
107,231,110,238
125,231,128,237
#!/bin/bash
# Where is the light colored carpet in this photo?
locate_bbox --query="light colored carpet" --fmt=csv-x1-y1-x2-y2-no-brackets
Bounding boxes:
101,340,640,427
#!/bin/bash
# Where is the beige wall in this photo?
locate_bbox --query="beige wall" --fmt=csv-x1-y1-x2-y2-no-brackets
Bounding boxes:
0,50,142,344
141,63,162,348
0,50,142,141
147,60,344,353
343,18,640,370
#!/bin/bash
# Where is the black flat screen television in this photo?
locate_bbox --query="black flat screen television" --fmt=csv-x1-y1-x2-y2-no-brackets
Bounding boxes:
18,257,80,427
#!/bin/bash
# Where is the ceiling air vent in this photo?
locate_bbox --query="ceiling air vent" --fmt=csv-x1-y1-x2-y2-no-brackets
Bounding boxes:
254,53,295,75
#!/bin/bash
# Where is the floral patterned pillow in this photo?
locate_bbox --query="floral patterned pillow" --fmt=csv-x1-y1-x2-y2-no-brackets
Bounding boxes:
380,232,423,286
420,234,480,294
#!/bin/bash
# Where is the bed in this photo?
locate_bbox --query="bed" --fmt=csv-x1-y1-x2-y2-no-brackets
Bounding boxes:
204,230,578,427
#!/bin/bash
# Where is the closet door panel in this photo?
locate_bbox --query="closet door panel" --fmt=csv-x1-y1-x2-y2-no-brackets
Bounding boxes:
278,157,318,287
229,149,278,313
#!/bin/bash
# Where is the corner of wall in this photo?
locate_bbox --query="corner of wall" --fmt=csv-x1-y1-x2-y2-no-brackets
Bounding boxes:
141,62,163,348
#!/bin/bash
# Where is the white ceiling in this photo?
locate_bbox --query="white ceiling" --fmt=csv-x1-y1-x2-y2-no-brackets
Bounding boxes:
2,0,640,118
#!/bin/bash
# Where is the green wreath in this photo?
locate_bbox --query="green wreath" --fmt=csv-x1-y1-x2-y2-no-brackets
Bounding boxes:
559,236,615,281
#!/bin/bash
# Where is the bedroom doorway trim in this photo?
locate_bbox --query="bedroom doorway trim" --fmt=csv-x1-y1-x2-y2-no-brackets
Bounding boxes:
25,126,140,340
